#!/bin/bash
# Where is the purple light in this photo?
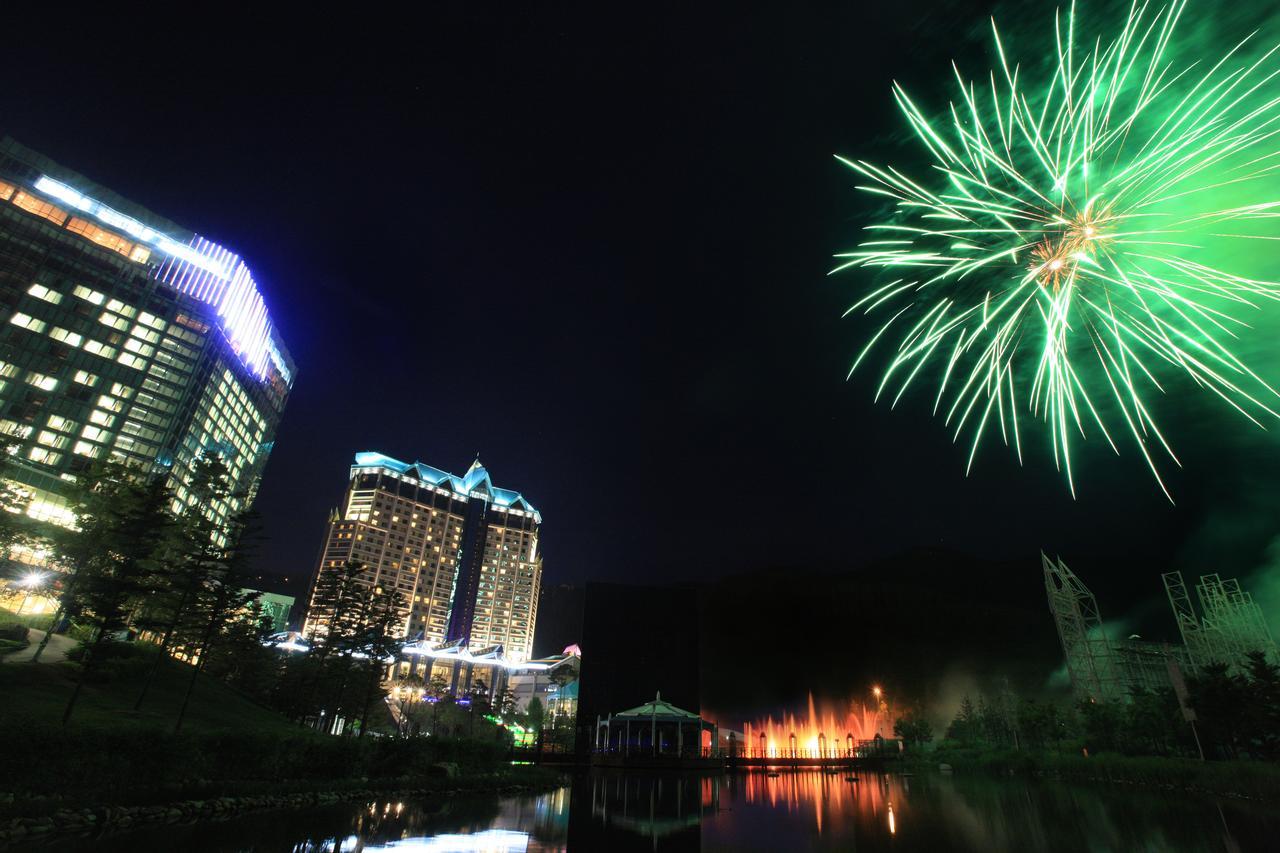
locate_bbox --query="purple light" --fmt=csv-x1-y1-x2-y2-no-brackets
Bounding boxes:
31,175,290,386
154,236,285,383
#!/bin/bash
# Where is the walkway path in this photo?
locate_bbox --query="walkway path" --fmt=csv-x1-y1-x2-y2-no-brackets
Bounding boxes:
3,628,74,664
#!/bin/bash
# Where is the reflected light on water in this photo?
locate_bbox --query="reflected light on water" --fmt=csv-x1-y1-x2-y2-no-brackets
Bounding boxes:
358,829,531,852
742,769,890,835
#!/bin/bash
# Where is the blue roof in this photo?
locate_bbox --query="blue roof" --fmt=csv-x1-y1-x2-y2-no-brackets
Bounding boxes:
352,451,540,517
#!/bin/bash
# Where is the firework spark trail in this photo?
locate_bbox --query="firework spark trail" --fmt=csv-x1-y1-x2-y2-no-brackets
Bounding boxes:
837,0,1280,498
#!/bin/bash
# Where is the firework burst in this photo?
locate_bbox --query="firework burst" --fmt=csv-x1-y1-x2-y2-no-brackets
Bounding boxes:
837,0,1280,498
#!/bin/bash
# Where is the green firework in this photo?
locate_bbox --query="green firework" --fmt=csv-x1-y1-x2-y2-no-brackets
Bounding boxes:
837,0,1280,499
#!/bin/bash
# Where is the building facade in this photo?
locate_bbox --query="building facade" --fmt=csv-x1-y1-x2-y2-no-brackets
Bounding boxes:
308,452,543,662
0,138,293,540
243,589,295,634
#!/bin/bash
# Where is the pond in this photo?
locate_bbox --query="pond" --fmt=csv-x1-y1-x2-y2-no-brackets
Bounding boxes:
20,769,1280,852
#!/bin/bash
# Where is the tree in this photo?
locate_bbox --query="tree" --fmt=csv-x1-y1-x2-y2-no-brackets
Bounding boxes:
1078,698,1128,755
54,463,172,724
171,508,263,733
350,584,406,737
525,695,545,736
0,429,33,566
133,455,234,711
201,600,279,699
894,712,935,748
494,684,517,719
547,664,576,725
1241,651,1280,759
300,559,368,730
1187,661,1250,760
945,695,980,744
426,671,450,699
1017,699,1066,751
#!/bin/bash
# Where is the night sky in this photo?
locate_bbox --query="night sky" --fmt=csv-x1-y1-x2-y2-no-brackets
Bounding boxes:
3,3,1278,634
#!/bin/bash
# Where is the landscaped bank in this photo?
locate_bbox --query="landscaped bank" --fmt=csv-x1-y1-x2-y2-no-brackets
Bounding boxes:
0,723,561,846
906,747,1280,801
0,770,562,847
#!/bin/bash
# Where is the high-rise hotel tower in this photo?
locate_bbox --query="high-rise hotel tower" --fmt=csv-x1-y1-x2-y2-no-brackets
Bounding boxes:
308,452,543,663
0,138,293,537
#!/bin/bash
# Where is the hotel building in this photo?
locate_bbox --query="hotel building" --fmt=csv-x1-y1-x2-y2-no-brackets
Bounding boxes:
0,137,293,538
307,452,543,663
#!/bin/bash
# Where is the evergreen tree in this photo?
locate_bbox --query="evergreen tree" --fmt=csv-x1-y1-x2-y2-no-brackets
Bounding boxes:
54,462,172,724
133,454,234,711
525,695,545,736
1241,651,1280,759
172,508,262,733
300,559,368,729
351,584,406,737
0,429,34,568
893,711,935,748
945,695,980,743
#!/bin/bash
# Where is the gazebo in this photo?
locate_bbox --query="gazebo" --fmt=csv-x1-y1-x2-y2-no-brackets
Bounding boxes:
595,691,717,757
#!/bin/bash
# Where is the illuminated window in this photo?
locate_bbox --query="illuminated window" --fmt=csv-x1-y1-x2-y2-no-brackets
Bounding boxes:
0,180,15,201
9,313,47,333
73,285,105,305
105,299,137,318
66,217,135,258
28,446,61,465
25,372,58,392
72,441,100,458
89,410,114,427
12,191,67,225
109,382,133,398
26,283,62,304
129,246,151,263
37,431,68,449
49,327,83,347
117,352,146,370
83,340,117,359
124,338,154,356
81,425,108,442
73,370,98,386
99,313,129,331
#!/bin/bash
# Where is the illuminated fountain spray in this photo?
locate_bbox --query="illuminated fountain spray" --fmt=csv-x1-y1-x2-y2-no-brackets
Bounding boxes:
744,693,886,758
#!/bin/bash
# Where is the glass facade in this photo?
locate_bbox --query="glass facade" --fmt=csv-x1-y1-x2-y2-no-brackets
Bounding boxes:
0,138,293,535
307,453,543,663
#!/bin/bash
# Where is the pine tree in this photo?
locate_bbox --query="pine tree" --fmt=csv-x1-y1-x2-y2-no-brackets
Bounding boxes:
302,559,369,731
352,584,406,737
54,462,172,724
133,454,234,711
172,507,262,733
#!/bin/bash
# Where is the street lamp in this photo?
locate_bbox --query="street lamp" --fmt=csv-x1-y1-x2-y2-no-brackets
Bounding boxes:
15,572,48,615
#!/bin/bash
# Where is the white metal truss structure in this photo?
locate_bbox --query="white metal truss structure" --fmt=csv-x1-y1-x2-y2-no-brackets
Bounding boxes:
1163,570,1278,671
1042,553,1125,702
1162,571,1212,668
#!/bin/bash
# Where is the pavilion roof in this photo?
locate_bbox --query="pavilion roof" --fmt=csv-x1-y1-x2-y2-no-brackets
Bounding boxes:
612,692,702,720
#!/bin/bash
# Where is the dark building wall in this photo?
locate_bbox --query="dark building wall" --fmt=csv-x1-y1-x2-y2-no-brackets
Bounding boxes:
577,582,701,741
532,582,584,658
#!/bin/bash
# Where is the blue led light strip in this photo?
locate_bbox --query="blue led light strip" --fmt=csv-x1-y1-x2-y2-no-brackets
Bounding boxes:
33,176,291,385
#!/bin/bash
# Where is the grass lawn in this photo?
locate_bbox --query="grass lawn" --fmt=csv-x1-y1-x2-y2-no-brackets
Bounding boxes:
0,654,298,734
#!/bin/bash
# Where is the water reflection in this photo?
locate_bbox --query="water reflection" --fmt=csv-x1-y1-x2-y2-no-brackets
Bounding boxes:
20,770,1280,852
567,773,714,850
29,788,570,853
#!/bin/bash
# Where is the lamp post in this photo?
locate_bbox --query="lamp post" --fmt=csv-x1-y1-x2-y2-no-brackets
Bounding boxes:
15,572,47,615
